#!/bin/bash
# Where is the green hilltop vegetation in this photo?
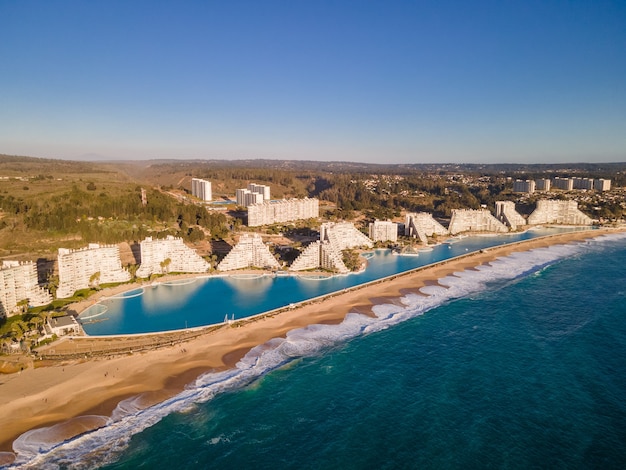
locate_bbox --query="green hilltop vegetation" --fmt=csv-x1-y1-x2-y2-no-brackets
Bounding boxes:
0,155,229,260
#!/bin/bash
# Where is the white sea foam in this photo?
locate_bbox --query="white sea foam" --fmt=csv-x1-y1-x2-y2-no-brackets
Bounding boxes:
10,232,626,469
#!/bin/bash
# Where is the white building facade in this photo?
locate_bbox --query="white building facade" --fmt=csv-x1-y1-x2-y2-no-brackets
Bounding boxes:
191,178,212,201
57,244,131,298
135,236,210,278
573,178,594,190
320,222,374,250
290,240,349,274
368,220,398,242
594,179,611,191
513,180,536,193
495,201,527,230
247,183,270,201
248,198,319,227
217,234,280,271
0,261,52,317
448,209,509,235
553,177,574,191
527,200,593,225
404,212,449,244
535,179,551,191
236,183,271,207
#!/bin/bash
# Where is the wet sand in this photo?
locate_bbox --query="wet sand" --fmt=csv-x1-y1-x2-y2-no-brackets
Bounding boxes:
0,227,622,463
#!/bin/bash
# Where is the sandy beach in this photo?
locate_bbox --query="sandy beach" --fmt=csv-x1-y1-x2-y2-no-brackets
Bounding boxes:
0,227,623,464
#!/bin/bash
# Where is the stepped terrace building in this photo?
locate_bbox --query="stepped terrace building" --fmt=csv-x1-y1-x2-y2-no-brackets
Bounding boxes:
0,261,52,317
495,201,527,230
290,240,349,274
248,198,319,227
191,178,212,201
217,233,280,271
320,222,374,250
56,244,131,298
135,235,210,278
404,212,449,244
448,209,508,235
290,222,371,274
527,200,593,225
368,220,398,242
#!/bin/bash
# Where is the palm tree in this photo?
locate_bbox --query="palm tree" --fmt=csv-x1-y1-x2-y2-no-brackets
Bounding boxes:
47,274,59,298
10,320,28,350
0,338,10,354
127,263,138,280
16,299,29,314
89,271,101,289
29,315,44,335
160,258,171,274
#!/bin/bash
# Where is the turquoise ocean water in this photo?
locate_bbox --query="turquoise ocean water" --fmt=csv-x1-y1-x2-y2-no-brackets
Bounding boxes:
10,230,626,469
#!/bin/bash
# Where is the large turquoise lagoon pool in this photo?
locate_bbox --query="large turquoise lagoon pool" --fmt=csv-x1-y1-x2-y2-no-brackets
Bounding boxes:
79,227,588,336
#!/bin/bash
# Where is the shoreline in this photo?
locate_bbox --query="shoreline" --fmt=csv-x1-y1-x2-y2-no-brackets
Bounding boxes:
1,227,624,464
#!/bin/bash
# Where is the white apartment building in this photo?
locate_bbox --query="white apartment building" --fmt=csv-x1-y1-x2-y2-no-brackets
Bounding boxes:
290,240,349,274
245,191,264,206
290,222,371,274
404,213,449,243
236,188,249,206
247,183,270,201
236,183,271,207
248,198,319,227
573,178,594,190
368,220,398,242
0,261,52,317
191,178,212,201
236,189,263,207
594,179,611,191
527,200,593,225
135,235,210,278
553,177,574,191
535,179,551,191
57,244,131,298
495,201,527,230
217,233,280,271
320,222,374,250
448,209,508,235
513,180,536,193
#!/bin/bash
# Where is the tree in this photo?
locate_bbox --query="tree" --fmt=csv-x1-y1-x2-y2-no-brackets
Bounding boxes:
127,264,138,280
160,258,172,274
16,299,29,314
29,315,44,334
47,274,59,298
89,271,101,288
11,320,28,343
342,249,362,272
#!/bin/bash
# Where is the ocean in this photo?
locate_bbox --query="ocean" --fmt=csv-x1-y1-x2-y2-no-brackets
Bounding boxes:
10,232,626,469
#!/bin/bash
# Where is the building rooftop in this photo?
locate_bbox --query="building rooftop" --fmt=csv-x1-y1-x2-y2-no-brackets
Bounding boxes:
50,315,78,328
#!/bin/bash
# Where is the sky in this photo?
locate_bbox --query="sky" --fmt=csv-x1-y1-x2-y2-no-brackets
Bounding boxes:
1,1,625,164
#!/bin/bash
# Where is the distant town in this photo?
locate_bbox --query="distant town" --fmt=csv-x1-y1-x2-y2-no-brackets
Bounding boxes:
1,155,624,352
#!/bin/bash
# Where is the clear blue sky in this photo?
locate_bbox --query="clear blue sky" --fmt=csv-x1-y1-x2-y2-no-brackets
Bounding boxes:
1,0,625,163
